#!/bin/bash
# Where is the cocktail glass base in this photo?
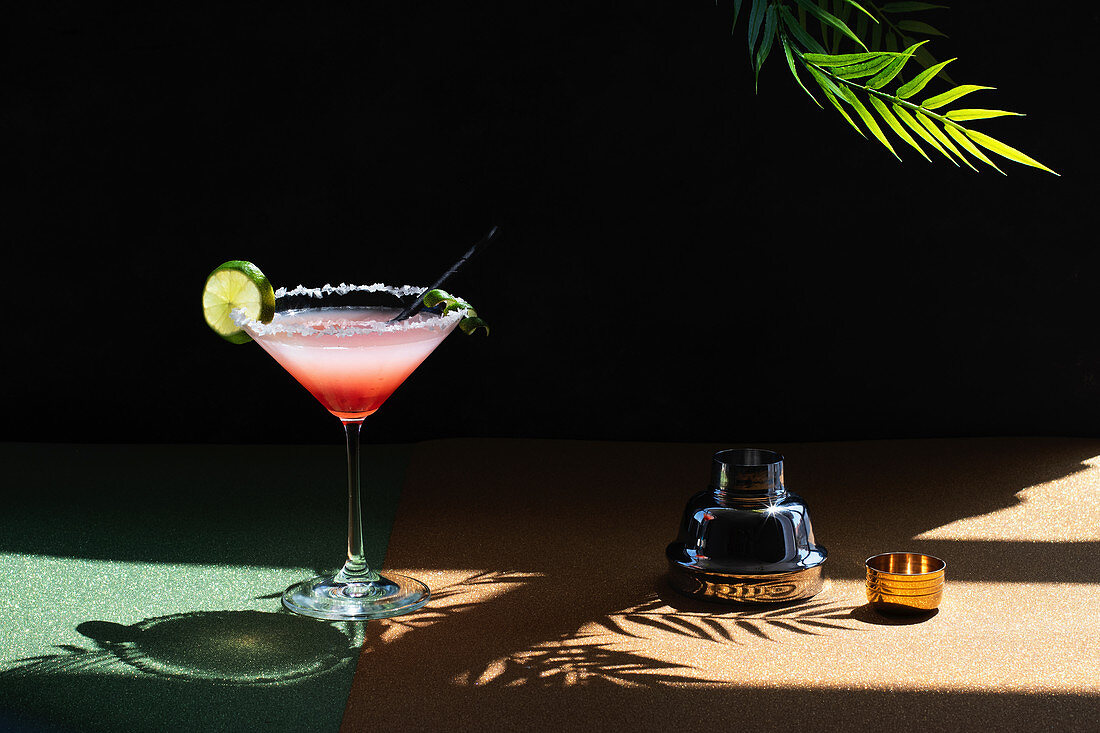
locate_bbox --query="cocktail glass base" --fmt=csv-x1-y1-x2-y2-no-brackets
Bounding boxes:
282,572,430,621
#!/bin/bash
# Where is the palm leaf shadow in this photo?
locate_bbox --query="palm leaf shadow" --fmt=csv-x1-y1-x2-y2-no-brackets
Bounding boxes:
474,641,694,688
605,590,860,645
381,569,543,632
459,588,860,688
0,647,120,679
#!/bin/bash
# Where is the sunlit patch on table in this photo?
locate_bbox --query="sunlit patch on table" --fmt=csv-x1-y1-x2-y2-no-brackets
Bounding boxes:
914,453,1100,542
373,569,543,647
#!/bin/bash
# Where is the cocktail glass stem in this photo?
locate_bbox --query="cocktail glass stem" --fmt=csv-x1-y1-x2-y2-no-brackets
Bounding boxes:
279,411,431,619
335,419,380,583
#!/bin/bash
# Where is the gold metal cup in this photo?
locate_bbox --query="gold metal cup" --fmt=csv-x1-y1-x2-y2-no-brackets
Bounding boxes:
865,552,946,614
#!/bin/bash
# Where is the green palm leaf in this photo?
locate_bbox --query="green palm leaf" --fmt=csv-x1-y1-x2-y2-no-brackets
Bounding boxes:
781,33,821,106
808,67,865,136
964,129,1059,175
915,110,977,170
896,19,947,36
837,85,900,159
893,102,956,164
803,51,883,66
778,5,825,53
838,0,878,22
834,54,897,79
867,40,926,89
944,125,1004,174
747,0,769,59
868,94,930,161
880,2,947,10
921,84,993,109
755,5,778,90
944,108,1024,121
793,0,868,50
896,58,956,98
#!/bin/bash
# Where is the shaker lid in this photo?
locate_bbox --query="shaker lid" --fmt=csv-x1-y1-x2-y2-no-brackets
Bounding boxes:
710,448,785,502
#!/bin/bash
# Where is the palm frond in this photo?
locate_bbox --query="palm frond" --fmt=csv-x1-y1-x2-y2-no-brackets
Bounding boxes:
723,0,1056,175
799,48,1057,174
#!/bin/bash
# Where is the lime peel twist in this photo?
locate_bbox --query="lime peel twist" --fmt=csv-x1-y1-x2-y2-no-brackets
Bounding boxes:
423,289,490,336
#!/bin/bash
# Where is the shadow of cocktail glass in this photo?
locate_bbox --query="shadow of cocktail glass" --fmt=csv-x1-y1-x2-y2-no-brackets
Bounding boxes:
4,610,361,686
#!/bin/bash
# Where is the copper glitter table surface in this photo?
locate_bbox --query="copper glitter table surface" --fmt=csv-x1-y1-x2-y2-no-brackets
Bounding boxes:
343,437,1100,732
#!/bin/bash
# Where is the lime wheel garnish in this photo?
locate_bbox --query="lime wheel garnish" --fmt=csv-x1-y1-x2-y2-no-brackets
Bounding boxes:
202,260,276,344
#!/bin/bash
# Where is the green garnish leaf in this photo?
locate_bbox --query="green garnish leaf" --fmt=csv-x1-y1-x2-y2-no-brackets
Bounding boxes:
459,317,490,336
422,289,490,335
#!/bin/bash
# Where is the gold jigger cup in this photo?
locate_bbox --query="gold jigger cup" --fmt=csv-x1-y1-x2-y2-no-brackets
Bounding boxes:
865,552,946,615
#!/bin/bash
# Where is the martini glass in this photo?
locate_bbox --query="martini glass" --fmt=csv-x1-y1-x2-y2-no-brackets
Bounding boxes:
237,282,463,620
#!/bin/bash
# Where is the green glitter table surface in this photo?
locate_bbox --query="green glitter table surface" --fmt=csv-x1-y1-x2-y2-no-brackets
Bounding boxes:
0,442,410,733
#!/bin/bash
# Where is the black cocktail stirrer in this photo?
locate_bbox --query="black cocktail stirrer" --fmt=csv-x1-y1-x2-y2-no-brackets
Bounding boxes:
390,225,499,322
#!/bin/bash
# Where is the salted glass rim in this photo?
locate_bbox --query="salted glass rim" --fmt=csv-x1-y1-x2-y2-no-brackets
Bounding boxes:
232,282,466,338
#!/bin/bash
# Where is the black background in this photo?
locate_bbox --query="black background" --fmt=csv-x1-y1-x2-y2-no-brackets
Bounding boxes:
5,2,1096,445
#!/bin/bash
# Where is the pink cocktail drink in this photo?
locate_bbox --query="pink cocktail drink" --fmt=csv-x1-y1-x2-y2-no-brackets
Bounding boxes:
247,307,457,420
